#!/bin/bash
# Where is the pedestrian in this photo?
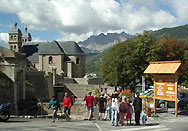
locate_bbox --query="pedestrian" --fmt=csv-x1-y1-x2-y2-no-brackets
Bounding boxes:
133,92,142,125
141,108,147,126
119,97,128,126
111,93,119,126
117,97,122,123
126,99,133,125
48,96,61,122
71,94,76,105
104,97,112,120
98,94,106,120
63,92,72,116
85,91,94,121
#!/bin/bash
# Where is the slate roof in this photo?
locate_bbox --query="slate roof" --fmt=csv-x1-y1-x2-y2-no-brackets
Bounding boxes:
38,41,65,55
22,41,84,63
58,41,84,55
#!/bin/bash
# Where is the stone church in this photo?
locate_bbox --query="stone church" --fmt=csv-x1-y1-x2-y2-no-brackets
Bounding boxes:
8,22,85,78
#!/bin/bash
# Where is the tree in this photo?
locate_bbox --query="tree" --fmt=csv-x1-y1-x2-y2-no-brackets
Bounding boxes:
99,32,158,87
99,32,188,88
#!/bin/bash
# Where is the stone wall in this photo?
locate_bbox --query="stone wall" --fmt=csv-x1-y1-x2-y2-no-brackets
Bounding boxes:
26,71,52,101
65,84,100,99
0,73,14,104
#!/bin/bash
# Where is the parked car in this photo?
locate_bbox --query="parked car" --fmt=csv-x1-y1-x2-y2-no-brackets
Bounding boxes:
157,92,188,110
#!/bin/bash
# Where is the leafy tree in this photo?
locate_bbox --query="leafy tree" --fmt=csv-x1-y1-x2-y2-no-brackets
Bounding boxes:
99,32,188,88
100,32,158,87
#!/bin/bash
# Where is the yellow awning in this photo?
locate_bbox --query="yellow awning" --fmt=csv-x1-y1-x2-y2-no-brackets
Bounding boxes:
144,61,185,74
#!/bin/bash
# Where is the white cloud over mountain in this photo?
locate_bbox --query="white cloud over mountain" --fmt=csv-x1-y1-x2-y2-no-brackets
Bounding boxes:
0,0,187,41
0,33,8,47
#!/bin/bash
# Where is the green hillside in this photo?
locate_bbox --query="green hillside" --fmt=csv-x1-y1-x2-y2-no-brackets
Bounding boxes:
86,24,188,75
86,49,110,76
154,24,188,41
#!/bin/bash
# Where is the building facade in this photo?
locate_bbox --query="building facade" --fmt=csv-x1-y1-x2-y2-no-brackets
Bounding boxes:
8,23,85,78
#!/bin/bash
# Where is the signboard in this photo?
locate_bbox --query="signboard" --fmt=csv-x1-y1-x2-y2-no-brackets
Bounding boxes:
154,75,176,101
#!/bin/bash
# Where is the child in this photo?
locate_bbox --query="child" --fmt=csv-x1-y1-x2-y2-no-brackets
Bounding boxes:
126,99,133,125
141,109,147,126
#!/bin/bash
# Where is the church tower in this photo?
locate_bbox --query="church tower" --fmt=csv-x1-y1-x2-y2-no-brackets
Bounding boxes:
8,22,22,52
22,27,32,46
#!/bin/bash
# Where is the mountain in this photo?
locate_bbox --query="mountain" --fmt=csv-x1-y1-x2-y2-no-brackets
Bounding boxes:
154,24,188,41
79,31,135,52
85,24,188,75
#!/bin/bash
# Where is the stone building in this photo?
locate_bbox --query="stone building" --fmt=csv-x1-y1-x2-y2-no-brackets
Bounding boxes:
8,22,85,78
0,46,28,113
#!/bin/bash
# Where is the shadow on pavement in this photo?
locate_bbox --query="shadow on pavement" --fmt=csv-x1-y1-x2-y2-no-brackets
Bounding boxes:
146,123,159,126
3,120,30,123
156,109,168,113
177,110,188,116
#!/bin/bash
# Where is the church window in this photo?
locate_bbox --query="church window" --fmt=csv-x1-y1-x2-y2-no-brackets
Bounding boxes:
14,45,16,49
10,45,13,50
25,39,27,42
76,57,80,64
49,56,53,64
14,35,16,40
10,35,13,40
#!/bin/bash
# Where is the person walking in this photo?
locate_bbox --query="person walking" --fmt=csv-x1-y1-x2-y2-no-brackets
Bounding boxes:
104,97,112,120
85,92,94,121
63,92,72,116
133,92,142,125
111,93,119,126
119,97,128,126
48,96,61,122
98,94,106,120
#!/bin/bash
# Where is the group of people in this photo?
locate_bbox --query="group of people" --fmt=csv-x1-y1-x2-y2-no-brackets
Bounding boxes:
84,91,147,126
48,92,76,122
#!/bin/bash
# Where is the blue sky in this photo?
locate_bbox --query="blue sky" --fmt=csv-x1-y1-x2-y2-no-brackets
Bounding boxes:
0,0,188,47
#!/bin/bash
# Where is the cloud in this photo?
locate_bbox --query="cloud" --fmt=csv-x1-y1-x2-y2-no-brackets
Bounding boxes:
0,33,8,47
153,10,176,27
168,0,188,23
0,0,186,41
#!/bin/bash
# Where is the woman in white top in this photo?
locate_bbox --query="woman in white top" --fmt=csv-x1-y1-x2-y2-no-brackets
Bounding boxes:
111,94,119,126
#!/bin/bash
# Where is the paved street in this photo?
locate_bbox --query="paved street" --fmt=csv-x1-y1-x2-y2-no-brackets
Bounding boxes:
0,111,188,131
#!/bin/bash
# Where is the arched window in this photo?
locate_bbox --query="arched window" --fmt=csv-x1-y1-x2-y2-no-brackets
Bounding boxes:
76,57,80,64
10,45,13,50
14,45,16,49
49,56,53,64
14,35,16,40
10,35,13,40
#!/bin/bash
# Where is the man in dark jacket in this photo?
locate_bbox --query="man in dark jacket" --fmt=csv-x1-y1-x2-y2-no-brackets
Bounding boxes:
133,92,142,125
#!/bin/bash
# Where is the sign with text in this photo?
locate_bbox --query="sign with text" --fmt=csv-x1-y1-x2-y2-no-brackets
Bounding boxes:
154,75,176,100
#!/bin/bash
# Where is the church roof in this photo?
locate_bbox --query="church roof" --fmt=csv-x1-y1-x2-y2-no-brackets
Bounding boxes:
23,41,84,63
38,41,65,55
58,41,84,55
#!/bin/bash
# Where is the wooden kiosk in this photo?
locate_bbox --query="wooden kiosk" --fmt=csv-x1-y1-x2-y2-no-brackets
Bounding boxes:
144,61,186,117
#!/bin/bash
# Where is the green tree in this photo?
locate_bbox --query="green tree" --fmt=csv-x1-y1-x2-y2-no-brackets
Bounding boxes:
100,32,188,88
99,32,158,87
